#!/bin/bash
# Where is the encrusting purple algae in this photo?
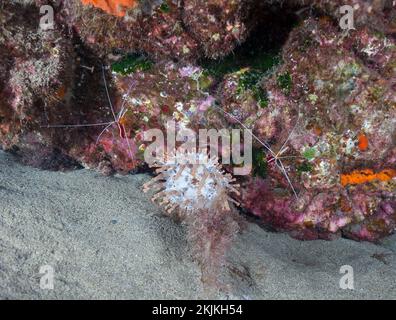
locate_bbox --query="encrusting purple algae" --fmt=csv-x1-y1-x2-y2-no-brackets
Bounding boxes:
1,0,395,286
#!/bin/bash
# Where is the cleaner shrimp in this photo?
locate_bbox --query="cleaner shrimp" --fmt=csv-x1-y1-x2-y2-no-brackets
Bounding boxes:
43,66,135,159
213,104,302,199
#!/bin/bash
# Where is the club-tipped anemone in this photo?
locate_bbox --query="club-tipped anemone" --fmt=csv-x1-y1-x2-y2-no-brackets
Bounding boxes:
143,150,240,214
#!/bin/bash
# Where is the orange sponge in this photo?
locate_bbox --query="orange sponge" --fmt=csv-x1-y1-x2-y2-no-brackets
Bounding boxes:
81,0,138,17
358,133,369,152
340,169,396,187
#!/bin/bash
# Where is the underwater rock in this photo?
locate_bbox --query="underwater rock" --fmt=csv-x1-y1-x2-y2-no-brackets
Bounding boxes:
60,0,268,62
182,0,253,59
60,0,201,62
0,1,76,168
1,0,394,244
290,0,396,38
0,0,138,172
54,60,216,173
217,69,268,127
238,17,396,241
342,199,396,241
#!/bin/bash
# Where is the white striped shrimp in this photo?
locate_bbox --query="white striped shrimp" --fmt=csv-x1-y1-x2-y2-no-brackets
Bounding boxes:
43,65,136,160
213,104,302,199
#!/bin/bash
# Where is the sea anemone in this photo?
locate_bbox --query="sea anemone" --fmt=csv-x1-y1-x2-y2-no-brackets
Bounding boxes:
143,150,239,214
144,149,243,288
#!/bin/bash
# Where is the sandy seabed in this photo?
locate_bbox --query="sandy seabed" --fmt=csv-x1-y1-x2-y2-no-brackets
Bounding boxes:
0,151,395,299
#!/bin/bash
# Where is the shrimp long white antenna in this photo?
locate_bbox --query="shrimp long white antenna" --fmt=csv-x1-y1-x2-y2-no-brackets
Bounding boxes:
114,77,136,160
275,107,301,159
213,104,300,200
102,65,117,122
269,155,304,162
212,104,276,157
42,66,119,131
277,158,298,199
42,65,136,161
44,121,114,128
96,122,114,145
116,79,135,122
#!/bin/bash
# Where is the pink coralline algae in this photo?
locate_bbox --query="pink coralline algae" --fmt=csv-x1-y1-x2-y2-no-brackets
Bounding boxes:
57,0,262,62
182,0,253,59
1,0,396,255
0,1,78,169
237,17,396,241
67,61,215,173
60,0,200,62
289,0,396,37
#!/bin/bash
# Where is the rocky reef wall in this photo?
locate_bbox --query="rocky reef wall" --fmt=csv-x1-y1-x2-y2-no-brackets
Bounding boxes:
1,0,395,246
